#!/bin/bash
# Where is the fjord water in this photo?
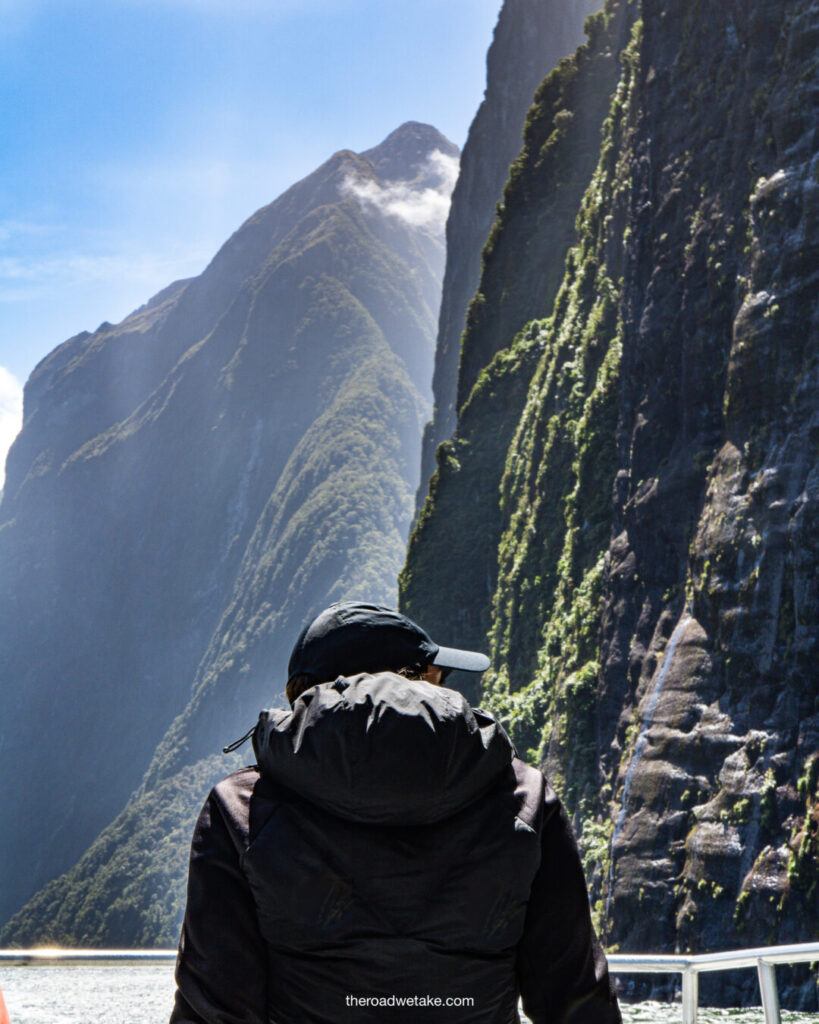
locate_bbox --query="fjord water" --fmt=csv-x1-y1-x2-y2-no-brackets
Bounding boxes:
0,968,815,1024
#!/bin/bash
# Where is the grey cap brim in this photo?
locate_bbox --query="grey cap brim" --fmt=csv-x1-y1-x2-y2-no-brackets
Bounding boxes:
431,645,490,673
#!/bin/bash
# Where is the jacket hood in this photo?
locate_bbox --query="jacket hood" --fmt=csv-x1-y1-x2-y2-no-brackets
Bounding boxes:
252,672,515,825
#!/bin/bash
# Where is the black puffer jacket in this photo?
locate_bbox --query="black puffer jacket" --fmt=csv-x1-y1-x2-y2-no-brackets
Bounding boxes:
170,673,621,1024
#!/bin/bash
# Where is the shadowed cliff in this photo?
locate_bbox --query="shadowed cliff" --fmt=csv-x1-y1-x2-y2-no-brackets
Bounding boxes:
416,0,602,513
402,0,819,1007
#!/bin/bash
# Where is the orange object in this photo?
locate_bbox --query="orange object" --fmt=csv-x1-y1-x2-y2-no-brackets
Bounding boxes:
0,982,9,1024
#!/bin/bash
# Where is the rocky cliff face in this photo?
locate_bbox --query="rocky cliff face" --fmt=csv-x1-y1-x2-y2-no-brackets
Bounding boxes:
403,0,636,704
402,0,818,1007
417,0,602,511
0,122,456,938
598,1,819,1004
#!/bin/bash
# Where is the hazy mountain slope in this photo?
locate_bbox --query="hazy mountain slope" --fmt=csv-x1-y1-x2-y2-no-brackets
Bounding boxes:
0,122,456,934
402,0,819,1007
417,0,601,509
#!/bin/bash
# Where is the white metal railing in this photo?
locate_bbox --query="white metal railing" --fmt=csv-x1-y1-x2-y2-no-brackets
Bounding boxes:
608,942,819,1024
1,942,818,1023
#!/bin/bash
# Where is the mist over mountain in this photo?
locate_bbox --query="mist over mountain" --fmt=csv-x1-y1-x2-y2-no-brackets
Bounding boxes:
0,122,457,937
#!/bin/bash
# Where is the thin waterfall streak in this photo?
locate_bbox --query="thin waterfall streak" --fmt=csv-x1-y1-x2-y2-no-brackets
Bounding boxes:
605,615,689,919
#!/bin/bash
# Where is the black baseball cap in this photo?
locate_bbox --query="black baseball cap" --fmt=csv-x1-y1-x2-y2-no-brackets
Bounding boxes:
287,601,490,683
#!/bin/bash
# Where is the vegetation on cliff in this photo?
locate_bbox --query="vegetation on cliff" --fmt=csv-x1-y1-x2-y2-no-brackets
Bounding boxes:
401,0,636,705
403,0,819,1007
418,0,599,506
0,123,456,943
4,0,817,1006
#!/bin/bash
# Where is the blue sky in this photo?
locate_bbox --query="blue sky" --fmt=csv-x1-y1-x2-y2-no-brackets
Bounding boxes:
0,0,503,482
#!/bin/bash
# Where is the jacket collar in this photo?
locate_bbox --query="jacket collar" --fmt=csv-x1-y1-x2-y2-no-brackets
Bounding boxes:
253,672,515,825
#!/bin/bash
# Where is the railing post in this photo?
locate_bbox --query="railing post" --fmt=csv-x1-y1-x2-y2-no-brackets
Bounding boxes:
681,968,698,1024
757,960,781,1024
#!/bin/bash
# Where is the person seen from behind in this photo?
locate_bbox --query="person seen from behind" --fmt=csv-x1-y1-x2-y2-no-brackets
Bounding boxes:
170,601,622,1023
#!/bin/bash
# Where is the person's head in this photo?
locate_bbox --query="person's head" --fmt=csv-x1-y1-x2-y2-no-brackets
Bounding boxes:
285,601,488,705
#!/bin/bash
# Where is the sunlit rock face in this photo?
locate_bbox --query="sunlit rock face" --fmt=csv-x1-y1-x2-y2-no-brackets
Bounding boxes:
0,122,457,936
403,0,818,1007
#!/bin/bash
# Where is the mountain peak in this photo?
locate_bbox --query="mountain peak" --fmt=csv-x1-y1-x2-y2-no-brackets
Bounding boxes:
361,122,459,184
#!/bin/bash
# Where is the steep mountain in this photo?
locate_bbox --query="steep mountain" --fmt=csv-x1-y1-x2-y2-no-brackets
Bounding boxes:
417,0,601,511
403,1,635,703
402,0,819,1008
0,122,457,937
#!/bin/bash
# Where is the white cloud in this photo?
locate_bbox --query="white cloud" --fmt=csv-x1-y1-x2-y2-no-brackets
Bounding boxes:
0,367,23,492
340,149,460,235
426,149,461,193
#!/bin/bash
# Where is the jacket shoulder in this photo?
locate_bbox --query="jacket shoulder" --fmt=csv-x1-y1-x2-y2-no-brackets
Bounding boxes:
210,770,259,806
511,756,561,832
207,766,273,849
